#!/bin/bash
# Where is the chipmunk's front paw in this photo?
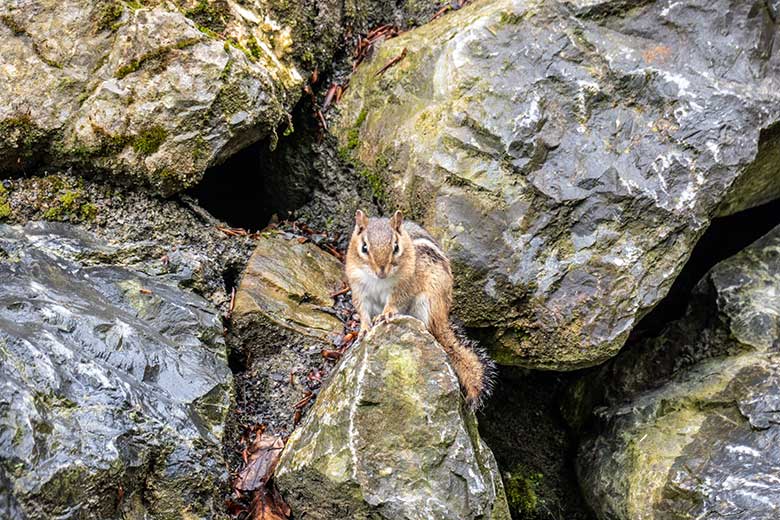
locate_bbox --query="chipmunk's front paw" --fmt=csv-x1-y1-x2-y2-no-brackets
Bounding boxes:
373,311,396,326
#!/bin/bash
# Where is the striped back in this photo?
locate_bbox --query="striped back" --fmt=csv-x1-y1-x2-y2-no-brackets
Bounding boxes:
404,222,448,265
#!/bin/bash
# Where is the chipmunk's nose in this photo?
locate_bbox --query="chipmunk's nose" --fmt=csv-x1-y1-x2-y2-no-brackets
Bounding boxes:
377,268,387,279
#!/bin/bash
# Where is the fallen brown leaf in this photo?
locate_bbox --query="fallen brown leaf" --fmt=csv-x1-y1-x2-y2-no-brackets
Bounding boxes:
250,483,291,520
235,434,285,492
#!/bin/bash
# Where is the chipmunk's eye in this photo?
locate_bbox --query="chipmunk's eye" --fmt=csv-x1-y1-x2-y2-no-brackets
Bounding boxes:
361,243,368,255
393,243,399,255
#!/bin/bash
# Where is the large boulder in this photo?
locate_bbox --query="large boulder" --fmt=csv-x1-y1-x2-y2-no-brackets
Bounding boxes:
275,316,511,520
0,222,232,519
0,0,343,194
576,224,780,520
334,0,780,369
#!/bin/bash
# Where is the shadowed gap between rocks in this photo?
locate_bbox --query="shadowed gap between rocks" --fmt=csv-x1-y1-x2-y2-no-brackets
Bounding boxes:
187,130,304,230
188,96,371,234
478,367,595,520
477,197,780,520
631,196,780,340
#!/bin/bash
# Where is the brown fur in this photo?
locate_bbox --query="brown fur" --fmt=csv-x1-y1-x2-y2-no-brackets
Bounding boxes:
346,209,491,408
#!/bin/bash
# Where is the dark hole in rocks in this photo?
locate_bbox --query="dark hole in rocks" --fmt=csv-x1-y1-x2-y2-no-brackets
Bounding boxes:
188,101,326,230
631,196,780,339
187,137,304,230
222,263,242,295
478,366,595,520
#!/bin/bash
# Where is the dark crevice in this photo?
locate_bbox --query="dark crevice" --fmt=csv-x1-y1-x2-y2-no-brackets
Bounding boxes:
187,100,325,230
478,366,595,520
186,135,299,230
631,196,780,340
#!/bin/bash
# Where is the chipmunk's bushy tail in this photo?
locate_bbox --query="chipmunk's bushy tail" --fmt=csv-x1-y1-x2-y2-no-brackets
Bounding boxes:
431,322,496,410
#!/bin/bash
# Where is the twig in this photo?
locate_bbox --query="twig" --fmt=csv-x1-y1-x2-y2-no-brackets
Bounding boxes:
375,48,408,77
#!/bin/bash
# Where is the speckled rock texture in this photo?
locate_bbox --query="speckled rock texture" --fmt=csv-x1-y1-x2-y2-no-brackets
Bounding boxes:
275,317,511,520
0,171,256,305
576,224,780,520
228,231,344,433
0,222,232,519
335,0,780,369
0,0,344,194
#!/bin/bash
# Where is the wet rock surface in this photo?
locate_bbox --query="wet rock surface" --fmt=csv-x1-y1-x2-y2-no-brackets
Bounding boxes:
576,224,780,520
0,222,232,519
228,231,344,434
0,0,343,194
335,0,780,370
0,172,255,305
275,316,510,520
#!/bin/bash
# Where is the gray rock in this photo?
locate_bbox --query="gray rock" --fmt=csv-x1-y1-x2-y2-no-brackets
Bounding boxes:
334,0,780,369
228,231,344,433
0,222,232,519
577,225,780,520
275,316,511,520
0,0,342,194
0,171,256,306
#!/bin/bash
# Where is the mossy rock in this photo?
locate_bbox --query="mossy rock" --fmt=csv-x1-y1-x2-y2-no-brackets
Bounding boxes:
333,0,780,370
578,225,780,519
276,317,510,519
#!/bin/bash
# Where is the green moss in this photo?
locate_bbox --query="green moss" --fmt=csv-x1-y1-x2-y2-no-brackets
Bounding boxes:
123,0,146,10
115,37,201,79
354,107,368,127
196,24,220,39
54,127,132,165
210,82,249,119
132,126,167,155
184,0,229,33
0,185,11,220
503,471,542,517
358,166,386,202
224,38,256,63
0,15,26,36
499,11,525,24
39,179,99,222
93,2,125,33
246,36,262,60
80,202,98,220
346,108,369,150
1,116,41,154
345,128,360,150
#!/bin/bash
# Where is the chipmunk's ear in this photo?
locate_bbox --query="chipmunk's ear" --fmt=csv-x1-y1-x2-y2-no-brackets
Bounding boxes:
355,209,368,233
389,210,403,232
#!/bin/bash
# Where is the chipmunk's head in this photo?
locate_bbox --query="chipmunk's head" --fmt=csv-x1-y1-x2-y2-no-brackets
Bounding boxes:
352,209,411,279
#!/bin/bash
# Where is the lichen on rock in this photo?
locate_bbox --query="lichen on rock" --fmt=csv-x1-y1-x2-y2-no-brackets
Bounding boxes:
576,225,780,519
0,0,346,195
333,0,780,370
276,316,510,520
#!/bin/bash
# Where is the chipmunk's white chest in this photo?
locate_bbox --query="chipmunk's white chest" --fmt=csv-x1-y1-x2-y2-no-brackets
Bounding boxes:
355,269,398,317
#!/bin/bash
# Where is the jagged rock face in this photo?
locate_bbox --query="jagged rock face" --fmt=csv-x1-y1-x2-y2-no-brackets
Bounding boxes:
576,225,780,520
0,0,343,195
229,231,344,433
334,0,780,369
0,222,232,519
275,317,511,520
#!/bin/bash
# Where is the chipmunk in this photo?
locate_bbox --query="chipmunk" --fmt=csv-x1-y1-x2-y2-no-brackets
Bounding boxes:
345,209,493,408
